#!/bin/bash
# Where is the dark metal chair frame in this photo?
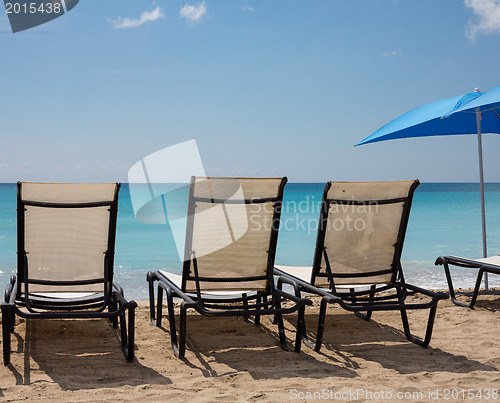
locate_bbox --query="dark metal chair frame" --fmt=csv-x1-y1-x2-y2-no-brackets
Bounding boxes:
147,177,312,359
435,255,500,308
2,182,137,365
275,180,448,352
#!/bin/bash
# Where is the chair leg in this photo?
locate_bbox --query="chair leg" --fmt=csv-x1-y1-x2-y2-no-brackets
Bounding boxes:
282,278,313,350
156,284,164,328
422,305,438,347
147,272,157,325
300,319,314,350
354,286,375,321
314,297,328,352
10,310,15,333
294,306,305,352
470,268,485,309
127,305,136,360
400,304,438,347
120,312,127,355
272,292,290,351
178,304,187,359
242,293,251,323
164,287,187,359
275,312,289,351
2,306,12,366
400,309,411,338
254,296,261,325
442,260,473,308
119,303,136,361
270,281,285,326
109,300,118,329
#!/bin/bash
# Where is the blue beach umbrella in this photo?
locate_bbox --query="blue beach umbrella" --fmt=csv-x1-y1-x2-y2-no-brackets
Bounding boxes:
357,85,500,288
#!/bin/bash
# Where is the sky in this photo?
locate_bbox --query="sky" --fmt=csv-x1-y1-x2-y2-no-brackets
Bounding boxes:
1,0,500,183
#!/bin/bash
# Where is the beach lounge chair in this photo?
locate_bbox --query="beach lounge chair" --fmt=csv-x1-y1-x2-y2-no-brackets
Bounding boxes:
2,182,136,365
274,180,448,352
435,255,500,308
147,176,312,358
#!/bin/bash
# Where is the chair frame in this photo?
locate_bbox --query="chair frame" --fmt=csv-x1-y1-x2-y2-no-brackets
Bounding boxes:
275,180,448,352
147,176,312,358
2,182,137,365
435,255,500,308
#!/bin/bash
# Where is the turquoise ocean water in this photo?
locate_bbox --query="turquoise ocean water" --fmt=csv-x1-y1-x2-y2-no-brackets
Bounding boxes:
1,182,500,300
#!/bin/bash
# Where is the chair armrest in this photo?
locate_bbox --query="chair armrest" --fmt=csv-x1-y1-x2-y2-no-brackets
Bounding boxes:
275,268,340,303
435,255,482,269
157,278,198,309
405,283,449,300
4,276,17,304
274,286,313,305
112,282,124,297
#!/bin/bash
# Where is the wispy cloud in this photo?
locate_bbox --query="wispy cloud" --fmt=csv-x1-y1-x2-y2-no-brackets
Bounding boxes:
242,5,255,11
180,1,207,22
109,6,165,29
465,0,500,41
382,50,402,57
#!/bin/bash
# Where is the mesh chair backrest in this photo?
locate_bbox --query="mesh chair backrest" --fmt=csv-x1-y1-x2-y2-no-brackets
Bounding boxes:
182,177,286,293
312,180,419,287
18,182,119,294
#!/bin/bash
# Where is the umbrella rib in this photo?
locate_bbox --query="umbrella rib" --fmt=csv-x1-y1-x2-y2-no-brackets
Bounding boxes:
487,105,500,120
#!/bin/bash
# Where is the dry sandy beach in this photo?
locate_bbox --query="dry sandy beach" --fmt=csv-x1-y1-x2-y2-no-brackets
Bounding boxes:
1,291,499,402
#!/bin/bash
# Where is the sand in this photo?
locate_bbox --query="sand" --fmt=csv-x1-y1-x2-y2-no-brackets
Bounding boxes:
1,291,500,402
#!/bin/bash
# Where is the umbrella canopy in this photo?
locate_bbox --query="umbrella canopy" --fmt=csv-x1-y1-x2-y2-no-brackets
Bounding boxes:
356,85,500,289
357,87,500,146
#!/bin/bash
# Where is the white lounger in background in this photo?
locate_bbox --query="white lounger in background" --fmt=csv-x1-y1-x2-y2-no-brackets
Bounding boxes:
435,255,500,308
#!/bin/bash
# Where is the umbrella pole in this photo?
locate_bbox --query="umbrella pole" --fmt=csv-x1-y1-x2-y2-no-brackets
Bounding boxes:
476,107,488,290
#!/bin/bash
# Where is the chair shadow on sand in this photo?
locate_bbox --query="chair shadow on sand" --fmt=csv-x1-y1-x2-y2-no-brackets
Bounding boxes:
154,308,498,380
302,311,498,375
156,314,358,380
6,318,172,390
451,290,500,312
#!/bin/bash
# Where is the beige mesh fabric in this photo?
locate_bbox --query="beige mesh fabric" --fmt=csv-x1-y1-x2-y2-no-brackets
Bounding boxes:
20,182,118,293
475,256,500,266
184,177,283,293
315,180,417,287
326,180,416,201
192,176,283,200
21,182,117,204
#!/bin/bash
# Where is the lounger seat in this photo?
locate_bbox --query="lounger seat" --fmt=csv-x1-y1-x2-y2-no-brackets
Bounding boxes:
147,177,312,358
157,270,255,297
274,180,448,352
2,182,136,365
275,266,377,289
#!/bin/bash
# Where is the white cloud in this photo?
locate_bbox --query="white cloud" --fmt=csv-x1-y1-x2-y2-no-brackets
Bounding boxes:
110,6,165,29
382,50,402,57
465,0,500,41
180,1,207,22
242,5,255,11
